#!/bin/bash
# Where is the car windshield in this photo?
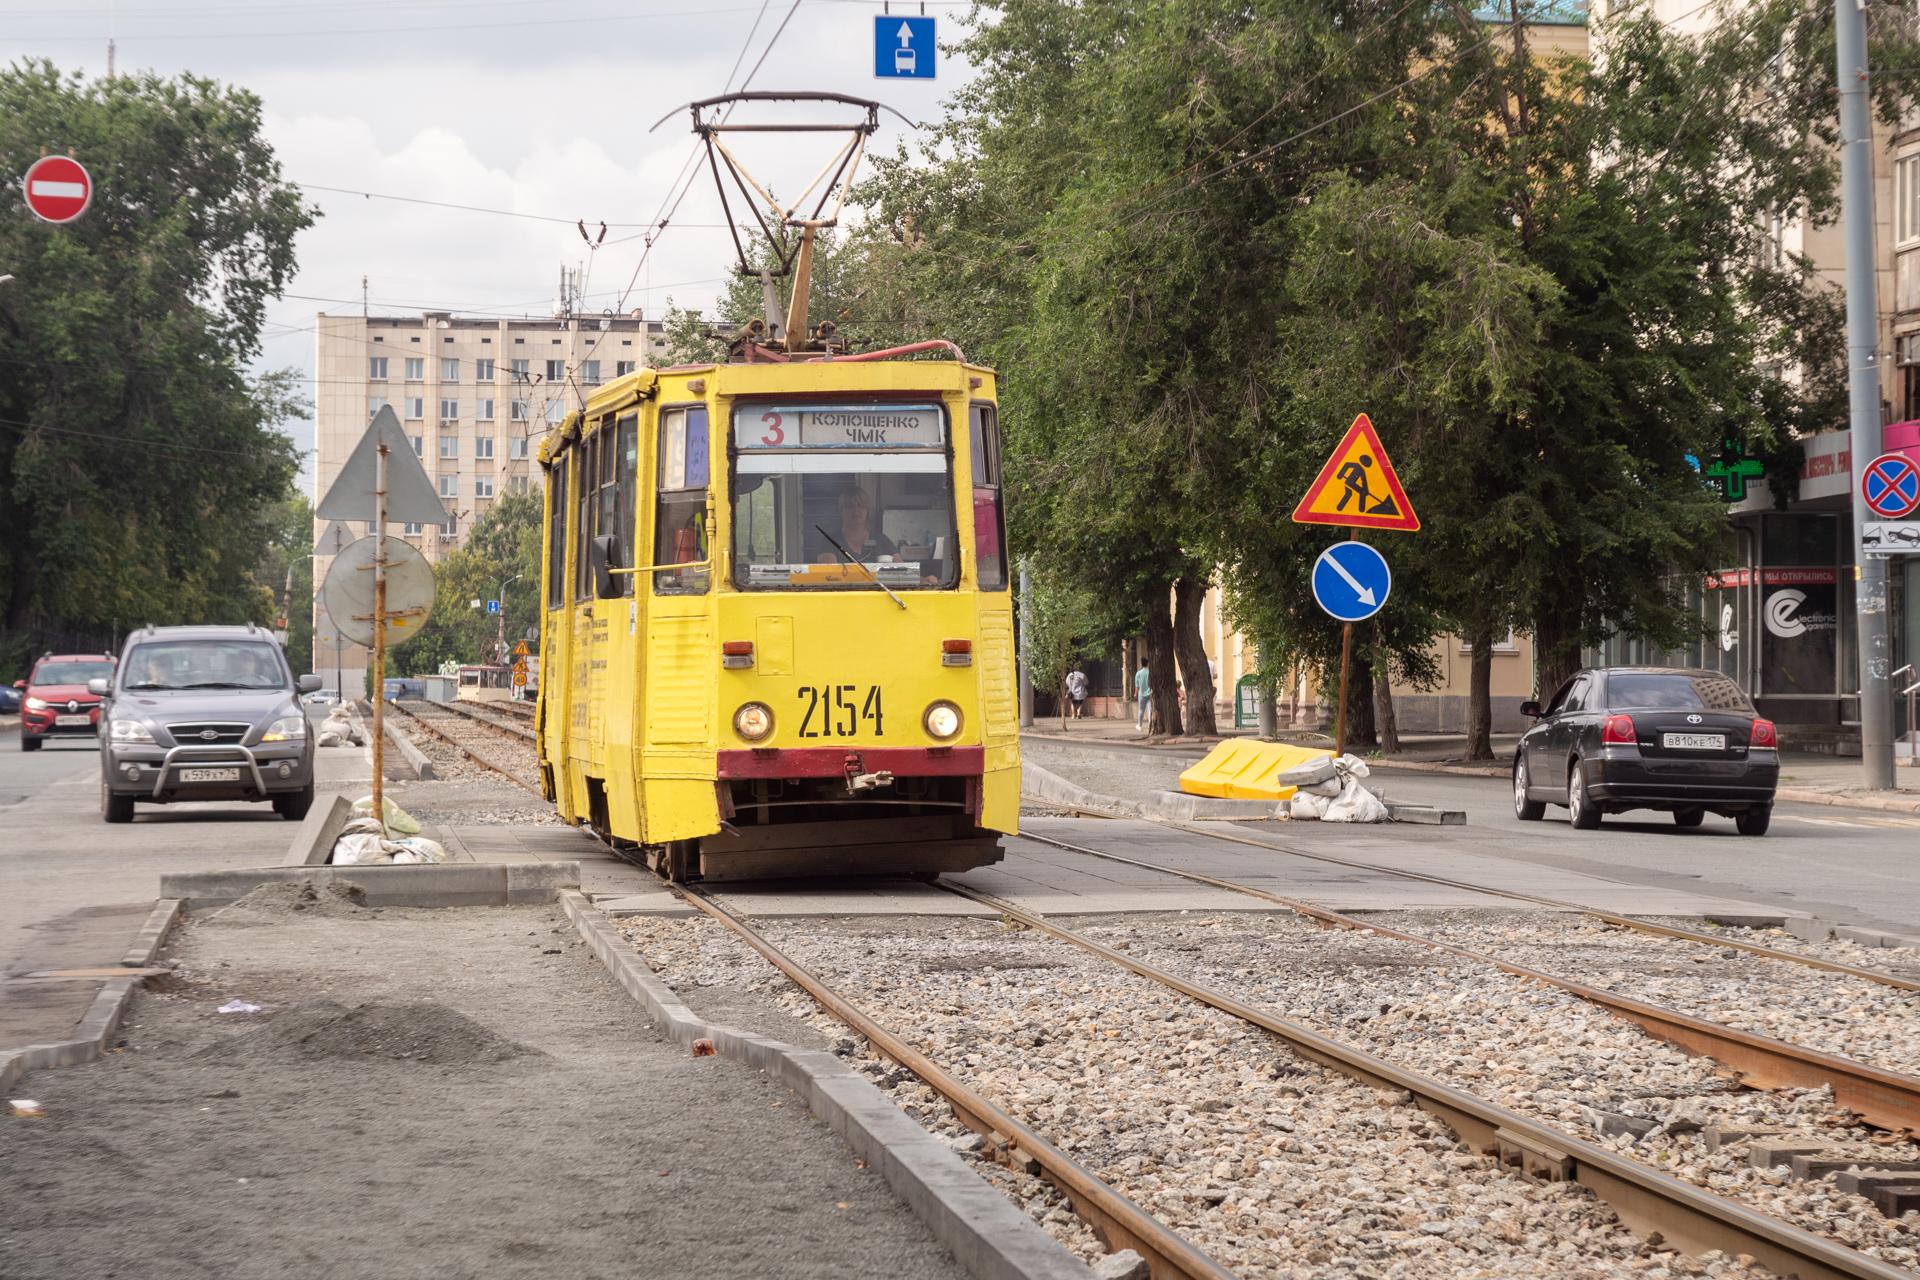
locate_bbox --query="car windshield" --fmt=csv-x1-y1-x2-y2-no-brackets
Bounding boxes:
33,661,113,685
1608,672,1753,713
122,641,286,691
731,402,958,592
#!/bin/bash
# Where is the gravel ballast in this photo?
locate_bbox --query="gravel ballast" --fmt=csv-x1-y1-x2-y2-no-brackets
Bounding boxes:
624,911,1794,1280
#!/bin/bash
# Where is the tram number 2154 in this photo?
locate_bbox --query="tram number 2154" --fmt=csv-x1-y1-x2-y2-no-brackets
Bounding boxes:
796,684,884,739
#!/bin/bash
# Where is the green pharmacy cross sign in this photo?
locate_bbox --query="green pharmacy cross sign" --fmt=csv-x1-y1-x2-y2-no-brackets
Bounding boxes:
1703,438,1765,502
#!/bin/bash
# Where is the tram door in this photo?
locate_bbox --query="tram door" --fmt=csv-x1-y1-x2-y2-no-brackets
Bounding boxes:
540,447,580,822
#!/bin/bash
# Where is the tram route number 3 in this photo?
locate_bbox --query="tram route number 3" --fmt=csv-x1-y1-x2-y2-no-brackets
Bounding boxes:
795,684,884,738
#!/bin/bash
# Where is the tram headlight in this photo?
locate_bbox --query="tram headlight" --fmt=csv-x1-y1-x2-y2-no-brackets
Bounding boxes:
733,701,774,742
923,700,963,741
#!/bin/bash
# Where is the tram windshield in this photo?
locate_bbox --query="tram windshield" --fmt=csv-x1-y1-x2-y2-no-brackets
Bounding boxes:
731,403,959,591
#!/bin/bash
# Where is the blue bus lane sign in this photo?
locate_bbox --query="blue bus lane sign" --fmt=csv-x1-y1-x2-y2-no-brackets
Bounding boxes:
1312,541,1392,623
875,16,935,79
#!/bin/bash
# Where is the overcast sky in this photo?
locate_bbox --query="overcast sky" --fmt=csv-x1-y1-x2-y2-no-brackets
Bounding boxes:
2,0,976,483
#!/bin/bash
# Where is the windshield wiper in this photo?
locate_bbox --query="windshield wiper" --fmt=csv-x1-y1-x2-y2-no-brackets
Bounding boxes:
124,681,169,690
178,681,258,689
814,525,907,610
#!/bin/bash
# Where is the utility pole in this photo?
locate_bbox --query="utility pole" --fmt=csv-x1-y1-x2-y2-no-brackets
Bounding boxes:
1836,0,1896,789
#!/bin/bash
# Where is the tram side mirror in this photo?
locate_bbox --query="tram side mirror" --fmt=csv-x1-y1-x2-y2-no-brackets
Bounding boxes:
1520,700,1543,719
590,534,620,599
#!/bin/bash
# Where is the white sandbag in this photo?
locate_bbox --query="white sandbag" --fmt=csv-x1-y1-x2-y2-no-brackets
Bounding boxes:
350,795,420,835
390,849,422,865
1322,776,1390,823
332,833,393,865
1334,754,1371,779
391,836,448,865
1274,755,1339,789
316,730,344,748
1290,792,1331,820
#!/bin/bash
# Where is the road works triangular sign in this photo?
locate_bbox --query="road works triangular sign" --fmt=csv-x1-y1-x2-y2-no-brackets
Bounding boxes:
1291,413,1420,533
316,405,448,526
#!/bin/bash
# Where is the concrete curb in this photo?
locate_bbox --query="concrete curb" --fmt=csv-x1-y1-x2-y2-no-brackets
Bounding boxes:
557,890,1093,1280
1021,761,1144,818
0,897,181,1095
1772,785,1920,815
1784,916,1920,951
382,716,433,780
284,793,354,866
159,862,579,910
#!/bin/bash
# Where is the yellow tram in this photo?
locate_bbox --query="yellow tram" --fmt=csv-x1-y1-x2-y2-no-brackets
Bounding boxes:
533,353,1019,880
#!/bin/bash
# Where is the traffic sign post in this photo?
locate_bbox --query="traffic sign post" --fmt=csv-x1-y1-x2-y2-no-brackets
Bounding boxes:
23,155,92,224
874,15,935,79
1861,452,1920,520
1312,539,1393,756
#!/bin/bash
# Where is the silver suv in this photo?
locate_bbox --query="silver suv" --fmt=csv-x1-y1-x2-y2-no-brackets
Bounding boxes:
93,624,321,824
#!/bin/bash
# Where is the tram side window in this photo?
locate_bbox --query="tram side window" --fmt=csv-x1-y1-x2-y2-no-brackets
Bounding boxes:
546,454,569,610
655,406,710,595
573,434,595,601
608,413,639,598
970,404,1008,590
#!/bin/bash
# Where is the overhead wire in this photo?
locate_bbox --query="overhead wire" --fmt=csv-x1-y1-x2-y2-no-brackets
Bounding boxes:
14,2,764,41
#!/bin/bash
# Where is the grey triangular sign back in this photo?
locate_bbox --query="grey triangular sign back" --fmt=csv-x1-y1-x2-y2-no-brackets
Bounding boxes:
313,519,356,556
316,405,448,525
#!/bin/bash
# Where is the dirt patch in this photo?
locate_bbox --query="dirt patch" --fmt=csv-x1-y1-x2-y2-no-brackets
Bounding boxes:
205,879,375,926
199,999,539,1066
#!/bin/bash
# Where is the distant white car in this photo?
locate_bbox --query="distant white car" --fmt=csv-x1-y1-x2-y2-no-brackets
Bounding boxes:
303,690,341,707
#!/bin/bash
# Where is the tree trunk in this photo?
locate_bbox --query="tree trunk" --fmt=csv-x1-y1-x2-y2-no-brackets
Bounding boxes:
1143,599,1182,737
1373,662,1399,754
1341,646,1378,752
1532,602,1582,702
1466,607,1496,761
1172,575,1217,736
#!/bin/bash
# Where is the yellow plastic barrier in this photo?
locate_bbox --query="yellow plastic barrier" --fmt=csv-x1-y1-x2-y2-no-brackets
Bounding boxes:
1178,740,1336,801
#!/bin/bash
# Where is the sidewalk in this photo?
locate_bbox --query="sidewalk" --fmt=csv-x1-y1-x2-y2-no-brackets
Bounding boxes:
1019,721,1920,814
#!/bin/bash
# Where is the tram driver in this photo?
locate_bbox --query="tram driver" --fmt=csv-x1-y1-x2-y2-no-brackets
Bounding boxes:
808,482,897,564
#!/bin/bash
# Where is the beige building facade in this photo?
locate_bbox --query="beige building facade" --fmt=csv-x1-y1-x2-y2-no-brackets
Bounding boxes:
311,309,667,687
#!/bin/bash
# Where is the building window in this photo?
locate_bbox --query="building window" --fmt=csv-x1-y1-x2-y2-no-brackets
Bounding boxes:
369,357,388,380
475,358,495,381
439,474,458,498
405,397,425,420
477,398,495,421
581,360,601,384
616,360,635,376
545,399,565,424
403,522,422,536
368,395,389,417
1900,333,1920,421
546,359,566,381
509,474,531,495
510,435,529,460
439,398,459,421
404,357,424,380
475,436,495,460
441,357,460,381
511,399,530,422
410,435,423,457
440,435,458,459
511,358,530,382
1900,153,1920,247
475,475,495,499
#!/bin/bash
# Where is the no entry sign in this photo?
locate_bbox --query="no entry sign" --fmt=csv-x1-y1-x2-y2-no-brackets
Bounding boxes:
22,155,92,224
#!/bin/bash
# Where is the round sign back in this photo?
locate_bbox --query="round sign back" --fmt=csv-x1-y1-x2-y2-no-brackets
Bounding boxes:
23,155,92,224
320,535,435,648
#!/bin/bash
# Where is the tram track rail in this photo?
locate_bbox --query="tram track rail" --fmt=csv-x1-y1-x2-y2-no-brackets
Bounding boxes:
386,699,541,795
437,698,539,743
1017,828,1920,1135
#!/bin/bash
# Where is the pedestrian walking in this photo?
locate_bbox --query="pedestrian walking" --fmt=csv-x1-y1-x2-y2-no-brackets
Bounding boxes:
1134,662,1151,730
1065,665,1089,720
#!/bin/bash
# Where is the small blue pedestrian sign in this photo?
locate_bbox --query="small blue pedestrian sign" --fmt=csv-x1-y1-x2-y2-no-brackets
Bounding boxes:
485,599,500,616
1312,542,1391,623
875,15,935,79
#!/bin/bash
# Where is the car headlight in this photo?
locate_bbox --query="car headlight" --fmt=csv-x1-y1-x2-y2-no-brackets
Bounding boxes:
924,700,963,741
261,715,307,743
733,702,774,742
24,697,47,711
109,719,154,743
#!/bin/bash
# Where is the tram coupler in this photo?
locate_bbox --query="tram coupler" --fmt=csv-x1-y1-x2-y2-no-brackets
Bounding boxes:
842,753,895,795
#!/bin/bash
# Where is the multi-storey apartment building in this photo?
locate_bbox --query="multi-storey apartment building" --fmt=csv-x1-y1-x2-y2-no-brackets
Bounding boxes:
311,309,668,688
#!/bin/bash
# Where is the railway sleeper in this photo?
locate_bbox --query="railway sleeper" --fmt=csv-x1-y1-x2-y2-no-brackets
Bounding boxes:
1711,1126,1920,1217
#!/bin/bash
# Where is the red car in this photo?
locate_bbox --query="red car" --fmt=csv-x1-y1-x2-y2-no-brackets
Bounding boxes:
16,653,116,751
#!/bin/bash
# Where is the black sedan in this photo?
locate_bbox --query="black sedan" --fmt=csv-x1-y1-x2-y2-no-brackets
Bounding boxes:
1513,667,1778,835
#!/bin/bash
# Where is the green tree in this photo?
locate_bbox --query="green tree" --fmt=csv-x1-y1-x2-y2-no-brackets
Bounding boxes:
0,63,313,667
401,493,543,676
258,489,316,675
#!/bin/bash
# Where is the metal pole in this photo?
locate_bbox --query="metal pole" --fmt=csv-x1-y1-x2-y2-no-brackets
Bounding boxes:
1017,557,1035,728
1334,622,1354,757
1837,0,1896,789
371,442,389,834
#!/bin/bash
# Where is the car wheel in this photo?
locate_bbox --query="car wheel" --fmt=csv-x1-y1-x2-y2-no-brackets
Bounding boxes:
1567,760,1601,830
101,781,134,824
1513,755,1545,821
273,783,315,822
21,735,40,753
1735,804,1772,837
1673,807,1705,829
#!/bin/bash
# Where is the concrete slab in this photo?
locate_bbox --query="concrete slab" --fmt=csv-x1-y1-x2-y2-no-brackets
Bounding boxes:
284,793,353,866
158,862,581,910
